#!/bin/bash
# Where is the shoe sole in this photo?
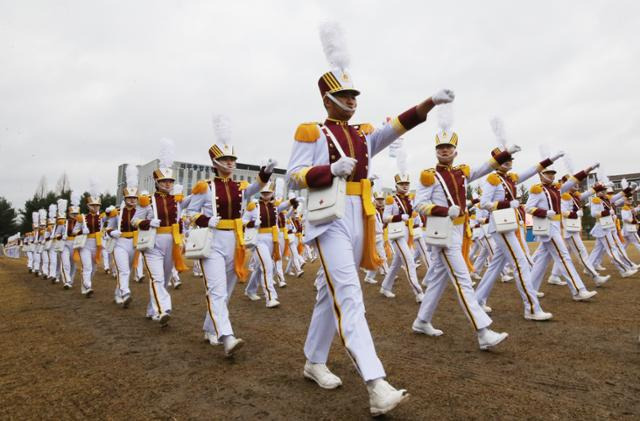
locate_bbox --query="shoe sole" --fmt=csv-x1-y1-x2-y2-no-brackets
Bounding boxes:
303,370,342,390
371,392,410,417
480,333,509,350
412,326,443,337
63,285,70,290
85,290,94,298
225,339,245,357
159,314,170,326
524,315,553,321
122,296,132,308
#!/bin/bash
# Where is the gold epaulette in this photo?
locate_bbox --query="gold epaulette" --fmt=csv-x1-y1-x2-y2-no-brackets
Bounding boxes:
294,122,320,143
530,184,543,194
592,197,602,204
508,172,519,183
138,195,150,207
356,123,374,136
487,173,501,186
192,179,209,195
108,209,118,218
420,169,436,186
385,195,395,205
622,205,631,210
239,180,249,191
246,201,256,211
456,164,470,178
561,193,572,201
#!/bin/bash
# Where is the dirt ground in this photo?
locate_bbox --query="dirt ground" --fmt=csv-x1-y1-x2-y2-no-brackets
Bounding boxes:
1,242,639,420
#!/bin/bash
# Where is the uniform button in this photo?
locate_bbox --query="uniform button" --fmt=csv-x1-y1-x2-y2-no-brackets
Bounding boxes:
329,143,334,148
331,155,336,160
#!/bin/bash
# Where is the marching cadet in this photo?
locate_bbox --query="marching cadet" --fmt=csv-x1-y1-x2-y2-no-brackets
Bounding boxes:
286,22,454,416
51,200,68,284
132,139,186,326
621,194,640,253
186,116,276,354
412,109,514,350
525,162,600,299
474,118,561,320
32,211,44,276
363,191,390,284
73,186,104,298
275,193,294,287
284,203,305,278
60,193,81,289
379,174,424,302
133,190,151,283
587,183,638,277
25,230,34,272
106,165,139,308
40,207,53,279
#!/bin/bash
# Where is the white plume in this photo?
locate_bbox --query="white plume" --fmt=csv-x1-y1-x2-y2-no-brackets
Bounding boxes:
437,103,454,132
212,114,232,145
275,177,285,199
489,117,507,148
48,204,57,219
172,184,183,195
32,211,39,225
57,199,67,214
621,178,629,190
288,191,296,200
597,166,609,184
38,209,47,223
88,178,100,198
562,154,575,175
318,21,350,71
158,138,175,169
125,164,138,188
70,191,81,207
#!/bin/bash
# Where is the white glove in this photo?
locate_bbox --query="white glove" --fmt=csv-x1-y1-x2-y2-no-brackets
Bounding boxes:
546,210,556,219
507,144,522,154
82,226,89,235
576,210,584,217
110,230,121,239
264,158,277,173
448,205,460,218
432,89,455,105
510,200,520,208
401,214,410,222
550,151,565,161
592,162,600,169
208,215,221,228
330,157,357,177
150,219,161,228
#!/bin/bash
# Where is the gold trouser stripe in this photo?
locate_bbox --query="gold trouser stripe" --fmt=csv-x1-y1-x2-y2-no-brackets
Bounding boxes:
484,237,494,257
549,239,579,292
315,239,362,377
501,233,534,314
570,236,596,276
200,259,219,337
142,253,162,314
604,236,626,269
418,240,430,270
612,236,634,266
394,239,421,294
254,247,272,301
441,250,478,330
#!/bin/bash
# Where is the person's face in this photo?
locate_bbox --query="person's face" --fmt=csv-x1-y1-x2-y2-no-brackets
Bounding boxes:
540,171,556,184
323,91,358,121
436,144,457,164
125,197,137,207
215,156,236,176
261,192,273,201
396,182,410,195
89,204,100,214
157,179,174,193
499,160,513,172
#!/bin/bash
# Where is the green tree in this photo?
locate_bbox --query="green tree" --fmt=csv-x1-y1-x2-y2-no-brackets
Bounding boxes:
0,197,18,240
518,184,529,204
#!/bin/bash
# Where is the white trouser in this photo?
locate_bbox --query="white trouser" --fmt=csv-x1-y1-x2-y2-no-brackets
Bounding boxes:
551,232,599,279
274,232,286,282
135,253,144,279
27,251,33,269
414,236,430,271
60,241,76,286
102,247,110,271
200,230,238,340
79,238,97,291
530,232,587,295
304,196,386,382
48,249,58,279
141,233,174,318
612,230,637,267
245,233,279,302
472,235,494,274
193,259,203,276
624,231,640,253
588,232,630,274
381,228,422,298
33,250,41,273
285,234,304,274
113,237,135,299
417,225,492,331
474,230,541,315
41,249,50,276
364,240,389,280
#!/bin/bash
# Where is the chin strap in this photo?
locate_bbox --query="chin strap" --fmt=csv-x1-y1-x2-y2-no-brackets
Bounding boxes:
325,92,356,113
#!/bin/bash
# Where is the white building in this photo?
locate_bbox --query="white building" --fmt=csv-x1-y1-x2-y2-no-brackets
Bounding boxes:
116,160,294,203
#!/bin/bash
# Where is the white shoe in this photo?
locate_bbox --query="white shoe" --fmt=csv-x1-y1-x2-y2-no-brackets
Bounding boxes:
573,290,597,301
367,379,409,417
245,292,261,301
594,274,610,286
204,331,220,345
415,292,424,303
114,296,124,305
364,277,377,284
478,328,509,350
266,299,280,308
303,361,342,389
621,268,638,278
411,319,443,336
470,272,482,281
295,270,304,278
481,304,492,313
524,310,553,321
536,291,544,298
547,275,566,286
82,288,94,298
278,281,287,288
122,294,132,308
63,283,71,290
501,275,513,283
595,264,606,271
173,280,182,289
380,288,396,298
223,336,245,357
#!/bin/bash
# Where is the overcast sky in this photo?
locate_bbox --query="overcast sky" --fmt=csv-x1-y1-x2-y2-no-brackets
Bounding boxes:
1,0,639,210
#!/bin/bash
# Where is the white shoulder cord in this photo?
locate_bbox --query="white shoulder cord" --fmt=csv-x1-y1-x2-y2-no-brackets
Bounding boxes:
320,125,347,159
434,171,458,208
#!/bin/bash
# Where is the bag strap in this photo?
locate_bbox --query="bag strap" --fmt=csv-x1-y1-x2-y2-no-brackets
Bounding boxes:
541,185,554,212
320,125,347,159
496,173,515,200
394,195,408,215
434,171,458,207
210,179,218,220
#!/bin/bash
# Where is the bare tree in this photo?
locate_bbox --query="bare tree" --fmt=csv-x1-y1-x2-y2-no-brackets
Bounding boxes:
55,172,71,194
35,176,47,198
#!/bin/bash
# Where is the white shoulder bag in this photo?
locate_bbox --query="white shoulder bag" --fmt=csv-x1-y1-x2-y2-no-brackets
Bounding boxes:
185,183,215,259
623,223,638,233
424,172,454,248
387,196,407,241
532,187,552,237
73,215,88,249
307,125,347,225
599,205,615,230
562,195,582,232
493,175,518,233
136,196,158,252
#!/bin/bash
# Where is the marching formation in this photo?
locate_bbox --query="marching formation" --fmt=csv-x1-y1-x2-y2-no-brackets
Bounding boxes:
5,22,640,417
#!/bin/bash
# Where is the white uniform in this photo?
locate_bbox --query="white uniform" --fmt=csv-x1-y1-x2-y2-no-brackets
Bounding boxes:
60,218,78,288
107,206,138,303
74,213,102,295
622,205,640,253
